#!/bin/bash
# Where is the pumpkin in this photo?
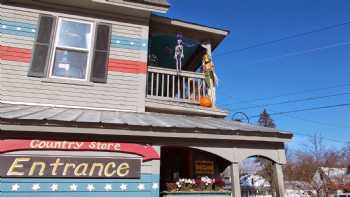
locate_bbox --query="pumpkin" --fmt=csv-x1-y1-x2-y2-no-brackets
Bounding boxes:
200,96,212,107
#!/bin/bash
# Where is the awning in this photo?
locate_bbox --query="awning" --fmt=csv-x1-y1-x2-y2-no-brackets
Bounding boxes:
0,102,292,143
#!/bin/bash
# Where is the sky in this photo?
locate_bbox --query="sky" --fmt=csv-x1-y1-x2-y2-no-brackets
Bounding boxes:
164,0,350,150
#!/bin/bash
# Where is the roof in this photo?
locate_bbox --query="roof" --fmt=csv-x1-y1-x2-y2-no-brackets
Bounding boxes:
285,181,314,190
319,167,349,178
0,102,292,141
126,0,170,8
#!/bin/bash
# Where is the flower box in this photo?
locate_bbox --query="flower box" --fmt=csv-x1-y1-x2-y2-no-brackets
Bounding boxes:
162,191,231,197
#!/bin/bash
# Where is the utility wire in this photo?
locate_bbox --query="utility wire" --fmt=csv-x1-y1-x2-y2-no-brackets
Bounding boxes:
249,102,350,118
241,41,350,66
292,132,349,144
232,91,350,111
280,113,350,130
220,83,350,105
216,19,350,56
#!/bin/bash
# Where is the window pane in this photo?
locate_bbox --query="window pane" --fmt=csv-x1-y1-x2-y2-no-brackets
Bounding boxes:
52,49,88,79
58,20,91,49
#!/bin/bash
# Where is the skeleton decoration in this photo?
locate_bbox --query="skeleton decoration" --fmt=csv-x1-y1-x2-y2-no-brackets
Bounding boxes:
174,33,184,73
201,42,218,106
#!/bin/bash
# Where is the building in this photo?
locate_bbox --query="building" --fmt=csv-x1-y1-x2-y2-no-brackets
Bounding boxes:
240,174,272,197
0,0,293,197
312,167,350,197
285,181,316,197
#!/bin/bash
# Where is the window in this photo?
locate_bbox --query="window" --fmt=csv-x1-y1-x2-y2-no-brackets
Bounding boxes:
49,18,94,80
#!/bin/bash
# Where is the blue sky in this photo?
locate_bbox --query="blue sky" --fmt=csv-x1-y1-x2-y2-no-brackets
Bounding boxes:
165,0,350,150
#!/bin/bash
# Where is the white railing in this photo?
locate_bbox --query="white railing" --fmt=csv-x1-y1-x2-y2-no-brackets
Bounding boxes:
146,66,208,104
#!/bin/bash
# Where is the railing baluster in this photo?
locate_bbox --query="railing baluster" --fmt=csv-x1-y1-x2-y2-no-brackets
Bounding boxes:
182,76,185,100
172,75,175,98
156,72,159,96
177,75,180,99
187,77,191,101
197,79,201,102
150,72,154,96
161,74,165,97
202,78,206,97
167,74,170,98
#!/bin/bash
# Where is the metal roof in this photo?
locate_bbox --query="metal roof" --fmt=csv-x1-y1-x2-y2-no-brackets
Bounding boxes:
126,0,170,8
0,103,292,137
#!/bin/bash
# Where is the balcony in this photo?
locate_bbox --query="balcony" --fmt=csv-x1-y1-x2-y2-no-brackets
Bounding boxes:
145,15,229,117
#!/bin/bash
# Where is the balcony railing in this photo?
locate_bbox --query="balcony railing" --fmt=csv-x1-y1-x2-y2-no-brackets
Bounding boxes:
146,66,208,104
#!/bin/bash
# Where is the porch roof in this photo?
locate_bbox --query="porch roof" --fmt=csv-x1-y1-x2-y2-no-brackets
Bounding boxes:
0,102,292,142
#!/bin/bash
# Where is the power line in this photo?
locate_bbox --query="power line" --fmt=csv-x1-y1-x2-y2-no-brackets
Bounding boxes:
219,83,350,106
241,41,350,66
249,102,350,118
292,132,349,144
216,19,350,56
233,91,350,111
280,113,350,130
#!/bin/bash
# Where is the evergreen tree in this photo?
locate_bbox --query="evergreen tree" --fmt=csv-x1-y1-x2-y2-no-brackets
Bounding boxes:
258,109,276,128
256,109,277,196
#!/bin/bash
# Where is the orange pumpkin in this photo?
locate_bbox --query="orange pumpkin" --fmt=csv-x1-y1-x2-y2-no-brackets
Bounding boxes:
200,96,212,107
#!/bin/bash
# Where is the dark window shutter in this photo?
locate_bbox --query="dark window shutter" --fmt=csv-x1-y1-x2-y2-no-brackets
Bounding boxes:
91,23,111,83
28,15,56,77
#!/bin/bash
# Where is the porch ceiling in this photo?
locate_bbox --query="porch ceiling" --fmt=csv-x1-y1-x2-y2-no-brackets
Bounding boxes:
150,15,229,51
0,102,292,142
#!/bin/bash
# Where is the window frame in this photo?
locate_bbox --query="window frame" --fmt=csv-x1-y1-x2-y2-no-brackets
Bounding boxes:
48,17,95,81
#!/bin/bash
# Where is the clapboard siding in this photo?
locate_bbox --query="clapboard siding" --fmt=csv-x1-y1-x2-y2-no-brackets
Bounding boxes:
0,4,149,112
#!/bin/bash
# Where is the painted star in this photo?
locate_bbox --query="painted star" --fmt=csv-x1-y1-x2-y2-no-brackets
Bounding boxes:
120,184,128,191
16,27,21,30
11,184,20,191
87,184,95,192
104,184,112,191
70,184,78,191
137,183,145,191
130,42,135,45
32,184,40,191
50,184,59,191
152,183,159,190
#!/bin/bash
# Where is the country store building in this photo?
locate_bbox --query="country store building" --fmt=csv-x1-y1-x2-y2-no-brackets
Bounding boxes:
0,0,292,197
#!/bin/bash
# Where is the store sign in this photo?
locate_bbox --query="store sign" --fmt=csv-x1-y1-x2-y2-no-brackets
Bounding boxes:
0,156,141,178
195,160,214,175
0,140,159,161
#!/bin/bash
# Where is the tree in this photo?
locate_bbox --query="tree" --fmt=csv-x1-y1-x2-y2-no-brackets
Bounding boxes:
258,109,276,128
255,109,277,196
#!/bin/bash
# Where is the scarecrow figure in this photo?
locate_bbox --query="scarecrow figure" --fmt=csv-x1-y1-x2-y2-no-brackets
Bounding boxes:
174,33,184,73
201,43,218,106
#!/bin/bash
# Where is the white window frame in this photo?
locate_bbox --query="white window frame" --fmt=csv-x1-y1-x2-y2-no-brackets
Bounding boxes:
49,17,95,81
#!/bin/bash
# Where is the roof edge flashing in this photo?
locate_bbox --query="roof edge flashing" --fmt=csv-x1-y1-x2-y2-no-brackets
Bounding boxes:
92,0,169,13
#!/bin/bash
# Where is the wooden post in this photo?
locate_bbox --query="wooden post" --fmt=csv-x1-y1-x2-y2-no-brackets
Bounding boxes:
230,163,241,197
273,163,285,197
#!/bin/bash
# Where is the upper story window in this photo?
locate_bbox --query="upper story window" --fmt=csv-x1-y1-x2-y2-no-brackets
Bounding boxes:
50,18,94,80
28,15,111,83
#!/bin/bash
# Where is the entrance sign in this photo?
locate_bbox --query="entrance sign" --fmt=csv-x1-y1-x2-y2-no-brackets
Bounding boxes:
0,140,159,161
0,156,141,178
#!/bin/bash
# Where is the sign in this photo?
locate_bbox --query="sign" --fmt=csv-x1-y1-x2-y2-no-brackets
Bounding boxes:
195,160,214,175
0,140,159,161
0,156,141,178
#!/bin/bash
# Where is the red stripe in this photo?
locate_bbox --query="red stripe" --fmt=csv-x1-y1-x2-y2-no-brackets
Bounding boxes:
108,59,147,74
0,45,32,63
0,46,147,74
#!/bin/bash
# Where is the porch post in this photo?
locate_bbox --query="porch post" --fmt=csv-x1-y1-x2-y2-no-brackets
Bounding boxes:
230,162,241,197
273,163,285,197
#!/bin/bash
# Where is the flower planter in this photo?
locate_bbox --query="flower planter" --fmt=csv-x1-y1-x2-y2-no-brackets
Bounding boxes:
162,191,231,197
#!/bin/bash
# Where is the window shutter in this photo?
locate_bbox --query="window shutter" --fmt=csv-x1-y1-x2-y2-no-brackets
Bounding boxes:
91,23,111,83
28,15,56,77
